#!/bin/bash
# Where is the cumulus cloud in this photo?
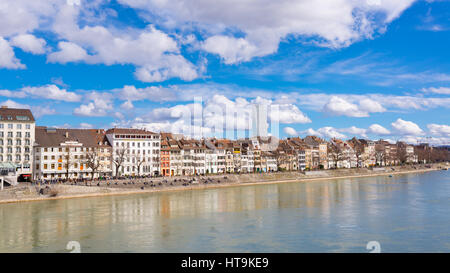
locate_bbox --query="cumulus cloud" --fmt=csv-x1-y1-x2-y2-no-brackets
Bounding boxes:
339,126,368,137
0,37,25,69
73,92,114,117
47,41,88,64
0,84,81,102
323,96,368,117
116,85,177,102
296,93,450,114
301,127,347,139
427,124,450,137
0,0,60,37
0,99,55,118
120,100,134,110
119,0,415,63
283,127,298,136
10,34,47,54
116,94,310,136
391,118,424,135
51,5,198,82
202,36,261,64
368,124,391,135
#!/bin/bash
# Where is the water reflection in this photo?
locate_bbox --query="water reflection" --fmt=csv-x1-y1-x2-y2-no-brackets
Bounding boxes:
0,171,449,252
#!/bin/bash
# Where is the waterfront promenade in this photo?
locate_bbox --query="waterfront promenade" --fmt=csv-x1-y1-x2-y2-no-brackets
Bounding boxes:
0,163,447,204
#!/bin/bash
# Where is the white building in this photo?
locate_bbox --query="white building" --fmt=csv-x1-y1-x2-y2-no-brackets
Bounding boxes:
0,106,35,182
106,128,160,177
34,127,112,180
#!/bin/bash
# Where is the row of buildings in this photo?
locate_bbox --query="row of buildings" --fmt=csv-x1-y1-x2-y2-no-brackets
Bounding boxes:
0,106,440,182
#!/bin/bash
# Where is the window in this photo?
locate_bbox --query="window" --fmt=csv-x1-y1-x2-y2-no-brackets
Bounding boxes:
25,155,29,161
15,155,21,161
16,132,21,137
44,156,48,160
26,124,31,129
16,116,30,121
16,147,21,153
44,148,48,152
0,132,3,137
7,132,12,137
25,132,30,138
7,155,12,161
44,164,48,169
8,124,13,129
7,147,12,153
0,124,3,129
51,164,55,169
16,124,22,129
16,139,21,145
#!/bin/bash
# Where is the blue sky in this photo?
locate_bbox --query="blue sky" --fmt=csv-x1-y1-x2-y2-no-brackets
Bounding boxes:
0,0,449,144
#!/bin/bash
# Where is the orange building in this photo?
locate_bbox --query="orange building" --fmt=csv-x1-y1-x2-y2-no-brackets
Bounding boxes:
160,140,171,176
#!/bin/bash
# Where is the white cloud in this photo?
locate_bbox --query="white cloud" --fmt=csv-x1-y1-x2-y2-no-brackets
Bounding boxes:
10,34,47,54
427,124,450,137
47,41,88,64
52,5,198,82
0,37,25,69
32,106,56,118
0,99,55,118
358,98,386,113
116,85,177,102
0,0,60,37
0,84,81,102
284,127,298,136
120,100,134,110
339,126,367,137
79,122,93,129
202,36,260,64
296,93,450,113
23,85,81,102
119,0,415,63
73,92,114,117
368,124,391,135
391,118,424,135
422,87,450,95
301,127,347,139
322,96,368,117
0,99,29,109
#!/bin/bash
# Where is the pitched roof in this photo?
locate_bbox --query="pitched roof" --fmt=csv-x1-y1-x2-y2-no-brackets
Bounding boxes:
35,127,112,148
105,128,157,135
0,107,35,122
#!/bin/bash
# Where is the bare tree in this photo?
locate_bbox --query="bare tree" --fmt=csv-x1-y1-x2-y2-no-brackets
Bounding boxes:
64,146,74,180
113,147,128,178
86,148,101,180
396,146,408,164
134,155,145,176
328,143,343,169
375,144,386,166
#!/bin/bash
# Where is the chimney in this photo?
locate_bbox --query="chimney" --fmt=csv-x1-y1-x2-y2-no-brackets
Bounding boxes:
65,131,69,138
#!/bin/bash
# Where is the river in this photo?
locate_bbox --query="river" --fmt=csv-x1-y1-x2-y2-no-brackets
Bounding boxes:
1,170,449,252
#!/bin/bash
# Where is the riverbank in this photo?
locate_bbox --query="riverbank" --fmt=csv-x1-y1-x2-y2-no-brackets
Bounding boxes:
0,163,447,204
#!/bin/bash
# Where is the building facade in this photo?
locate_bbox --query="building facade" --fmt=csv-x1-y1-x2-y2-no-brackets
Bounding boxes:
106,128,160,177
0,106,35,181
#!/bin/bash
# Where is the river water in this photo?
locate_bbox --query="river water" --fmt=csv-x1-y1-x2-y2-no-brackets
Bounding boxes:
0,171,449,253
